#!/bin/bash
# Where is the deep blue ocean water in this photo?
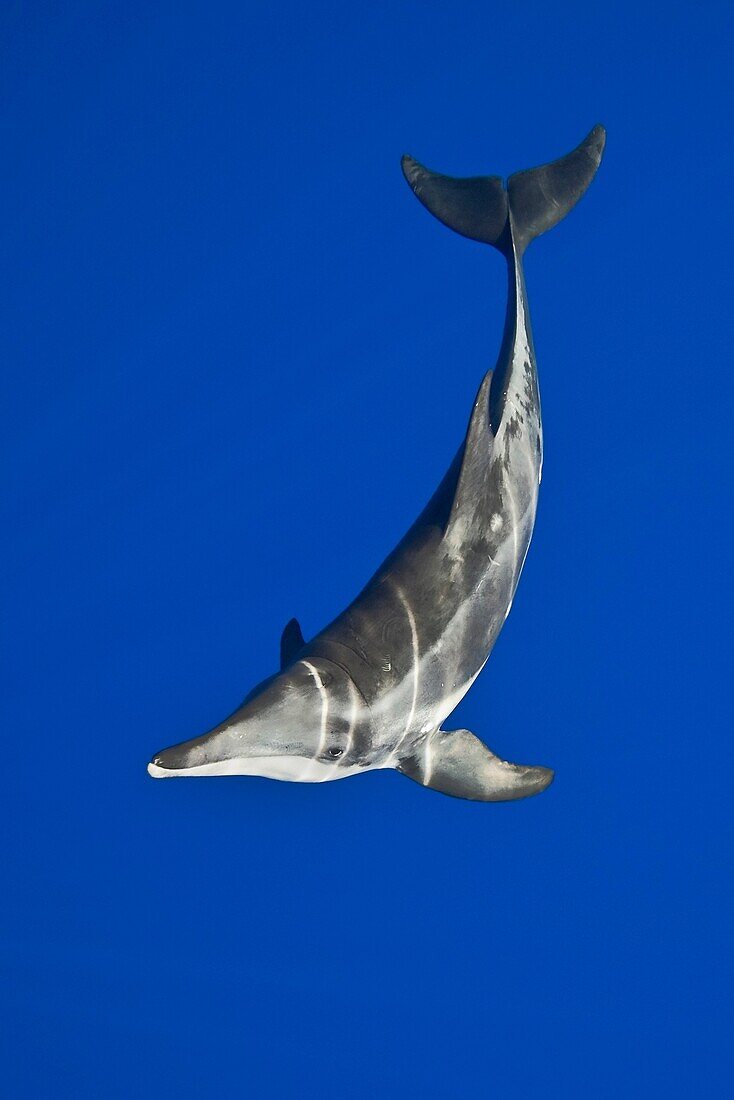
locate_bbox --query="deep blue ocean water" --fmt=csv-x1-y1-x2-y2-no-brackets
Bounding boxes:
2,3,731,1096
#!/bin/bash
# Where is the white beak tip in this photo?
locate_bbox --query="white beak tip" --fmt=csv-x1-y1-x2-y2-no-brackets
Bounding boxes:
147,761,170,778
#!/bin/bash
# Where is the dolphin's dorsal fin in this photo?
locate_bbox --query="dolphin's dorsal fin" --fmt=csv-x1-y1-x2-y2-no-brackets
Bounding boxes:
396,728,553,802
280,618,306,669
444,367,494,538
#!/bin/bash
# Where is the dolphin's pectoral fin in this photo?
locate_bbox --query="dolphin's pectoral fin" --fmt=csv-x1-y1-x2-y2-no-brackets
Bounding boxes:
396,728,553,802
280,617,306,669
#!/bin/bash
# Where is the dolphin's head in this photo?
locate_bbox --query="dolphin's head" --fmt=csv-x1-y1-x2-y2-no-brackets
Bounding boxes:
148,659,367,783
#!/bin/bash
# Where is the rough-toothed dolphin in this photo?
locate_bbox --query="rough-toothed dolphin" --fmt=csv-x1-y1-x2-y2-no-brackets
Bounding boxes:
148,126,605,801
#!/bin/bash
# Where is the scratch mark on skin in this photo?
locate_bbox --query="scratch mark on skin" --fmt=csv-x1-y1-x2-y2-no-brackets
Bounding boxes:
388,580,420,763
299,660,329,778
324,677,359,781
346,678,358,755
424,734,434,785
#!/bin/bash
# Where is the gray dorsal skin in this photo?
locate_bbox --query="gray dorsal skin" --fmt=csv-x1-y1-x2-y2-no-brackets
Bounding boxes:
148,126,605,801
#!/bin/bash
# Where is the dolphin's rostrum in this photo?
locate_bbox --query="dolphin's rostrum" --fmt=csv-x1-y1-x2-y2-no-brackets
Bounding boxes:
149,126,605,801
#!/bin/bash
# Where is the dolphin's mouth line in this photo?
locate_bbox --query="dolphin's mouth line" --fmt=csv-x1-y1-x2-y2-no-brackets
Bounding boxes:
147,756,371,783
147,757,307,780
147,759,242,779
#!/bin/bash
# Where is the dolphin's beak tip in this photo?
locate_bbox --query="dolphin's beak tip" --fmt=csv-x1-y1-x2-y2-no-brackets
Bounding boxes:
147,758,169,778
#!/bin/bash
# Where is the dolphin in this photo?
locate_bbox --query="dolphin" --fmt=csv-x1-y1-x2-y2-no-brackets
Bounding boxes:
148,125,605,801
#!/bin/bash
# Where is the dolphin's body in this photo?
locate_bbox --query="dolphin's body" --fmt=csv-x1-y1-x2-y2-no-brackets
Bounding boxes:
149,126,605,801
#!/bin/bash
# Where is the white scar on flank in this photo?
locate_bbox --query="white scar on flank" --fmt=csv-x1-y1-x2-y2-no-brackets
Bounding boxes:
424,732,434,785
387,580,420,763
324,677,359,780
345,677,358,754
299,659,329,781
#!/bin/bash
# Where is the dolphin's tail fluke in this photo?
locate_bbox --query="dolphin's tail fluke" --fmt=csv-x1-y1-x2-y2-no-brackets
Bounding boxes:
401,124,605,254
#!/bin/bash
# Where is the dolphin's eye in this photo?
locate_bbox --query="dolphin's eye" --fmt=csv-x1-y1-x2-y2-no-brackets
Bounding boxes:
328,747,344,758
